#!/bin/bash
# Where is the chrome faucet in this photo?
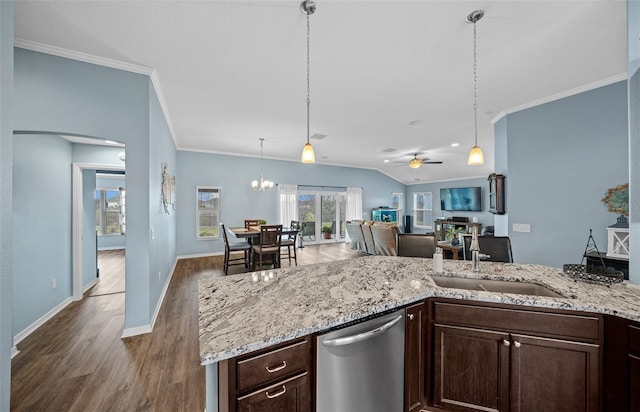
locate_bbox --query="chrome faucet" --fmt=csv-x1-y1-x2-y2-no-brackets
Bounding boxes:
470,226,480,273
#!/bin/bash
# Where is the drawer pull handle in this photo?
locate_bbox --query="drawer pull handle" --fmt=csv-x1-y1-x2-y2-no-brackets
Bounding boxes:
408,313,415,320
265,385,287,399
265,360,287,373
503,339,510,347
514,341,521,348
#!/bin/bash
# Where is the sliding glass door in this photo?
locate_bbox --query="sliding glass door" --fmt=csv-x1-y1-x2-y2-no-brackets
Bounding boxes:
298,190,346,245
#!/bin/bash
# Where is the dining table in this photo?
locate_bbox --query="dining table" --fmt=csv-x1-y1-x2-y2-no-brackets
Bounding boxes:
228,225,298,245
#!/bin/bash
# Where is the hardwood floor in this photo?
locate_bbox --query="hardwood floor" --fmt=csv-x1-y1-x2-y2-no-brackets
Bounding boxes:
87,250,126,297
10,242,364,411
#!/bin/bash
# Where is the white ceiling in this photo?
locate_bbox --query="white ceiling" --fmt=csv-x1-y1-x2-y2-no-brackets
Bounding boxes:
14,0,627,184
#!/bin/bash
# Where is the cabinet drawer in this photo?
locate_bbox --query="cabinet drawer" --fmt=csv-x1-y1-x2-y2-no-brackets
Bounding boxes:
434,301,600,341
237,372,310,412
630,325,640,355
236,338,310,393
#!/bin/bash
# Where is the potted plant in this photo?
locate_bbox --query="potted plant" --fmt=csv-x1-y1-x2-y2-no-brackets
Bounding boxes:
321,225,332,239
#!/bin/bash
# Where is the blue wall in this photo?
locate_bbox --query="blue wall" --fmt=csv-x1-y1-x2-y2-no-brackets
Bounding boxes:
0,1,13,407
406,177,495,234
498,81,628,268
13,48,174,331
13,135,73,335
147,82,177,319
176,151,404,256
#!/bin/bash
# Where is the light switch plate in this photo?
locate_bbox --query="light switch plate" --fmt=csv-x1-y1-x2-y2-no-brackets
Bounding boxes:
513,223,531,233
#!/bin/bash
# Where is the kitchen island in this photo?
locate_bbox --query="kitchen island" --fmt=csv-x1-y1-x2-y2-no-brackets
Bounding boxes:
199,256,640,411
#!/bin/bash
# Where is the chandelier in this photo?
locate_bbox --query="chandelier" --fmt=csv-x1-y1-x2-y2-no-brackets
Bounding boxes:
251,138,274,191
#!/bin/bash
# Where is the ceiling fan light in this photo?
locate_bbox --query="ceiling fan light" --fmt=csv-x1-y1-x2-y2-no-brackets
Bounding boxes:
301,143,315,163
409,158,422,169
467,146,484,165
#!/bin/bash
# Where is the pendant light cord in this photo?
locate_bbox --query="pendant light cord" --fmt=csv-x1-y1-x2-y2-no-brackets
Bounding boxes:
306,12,311,145
260,138,265,179
473,20,478,147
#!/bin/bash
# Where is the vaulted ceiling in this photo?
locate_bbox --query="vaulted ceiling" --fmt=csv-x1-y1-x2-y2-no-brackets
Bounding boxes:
14,1,627,184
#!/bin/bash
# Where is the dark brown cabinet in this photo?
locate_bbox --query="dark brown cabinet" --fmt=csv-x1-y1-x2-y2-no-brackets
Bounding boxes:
510,334,599,412
236,373,310,412
433,324,509,411
488,173,505,215
405,302,426,412
219,337,312,412
604,316,640,411
429,299,602,412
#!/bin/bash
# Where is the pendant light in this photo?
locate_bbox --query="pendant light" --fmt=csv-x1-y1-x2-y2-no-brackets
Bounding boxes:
467,9,485,166
300,0,316,163
251,138,274,191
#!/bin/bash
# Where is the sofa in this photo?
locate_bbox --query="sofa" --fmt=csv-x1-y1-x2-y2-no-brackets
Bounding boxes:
345,220,401,256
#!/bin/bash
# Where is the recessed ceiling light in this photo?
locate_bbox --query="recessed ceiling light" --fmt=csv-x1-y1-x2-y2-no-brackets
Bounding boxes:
451,142,460,147
384,159,389,163
409,120,424,126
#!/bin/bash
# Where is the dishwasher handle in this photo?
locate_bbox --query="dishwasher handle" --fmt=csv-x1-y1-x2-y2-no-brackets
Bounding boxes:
321,314,403,347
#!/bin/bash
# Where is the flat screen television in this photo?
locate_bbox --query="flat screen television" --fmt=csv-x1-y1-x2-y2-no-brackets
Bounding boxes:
440,187,482,211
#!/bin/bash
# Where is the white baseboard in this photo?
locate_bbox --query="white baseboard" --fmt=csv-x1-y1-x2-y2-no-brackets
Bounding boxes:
176,251,224,260
11,345,19,359
121,324,152,338
97,246,126,251
13,296,73,345
82,278,99,293
121,257,178,339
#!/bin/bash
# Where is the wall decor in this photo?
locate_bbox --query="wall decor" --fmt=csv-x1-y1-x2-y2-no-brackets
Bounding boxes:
602,183,628,217
162,162,176,214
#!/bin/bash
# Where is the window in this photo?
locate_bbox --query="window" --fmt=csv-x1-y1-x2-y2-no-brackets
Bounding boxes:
413,192,433,229
96,188,125,235
197,187,220,238
391,192,404,216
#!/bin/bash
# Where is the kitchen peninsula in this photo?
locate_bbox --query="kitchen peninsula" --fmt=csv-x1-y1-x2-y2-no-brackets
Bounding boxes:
199,256,640,412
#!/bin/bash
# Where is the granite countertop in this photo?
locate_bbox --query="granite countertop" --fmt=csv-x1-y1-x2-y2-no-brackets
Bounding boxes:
198,256,640,365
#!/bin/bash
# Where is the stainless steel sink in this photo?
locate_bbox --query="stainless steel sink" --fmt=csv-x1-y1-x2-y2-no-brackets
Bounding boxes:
431,275,564,298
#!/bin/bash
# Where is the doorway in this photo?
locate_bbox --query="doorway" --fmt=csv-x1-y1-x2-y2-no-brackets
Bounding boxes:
297,190,346,245
72,157,126,301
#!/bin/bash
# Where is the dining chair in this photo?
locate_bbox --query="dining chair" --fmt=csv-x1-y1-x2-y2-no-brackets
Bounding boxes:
281,220,300,266
221,223,251,275
397,233,437,258
251,225,283,270
244,219,261,229
463,235,514,263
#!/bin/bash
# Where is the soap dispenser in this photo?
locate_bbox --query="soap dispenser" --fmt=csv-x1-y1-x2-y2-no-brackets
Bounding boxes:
433,247,443,274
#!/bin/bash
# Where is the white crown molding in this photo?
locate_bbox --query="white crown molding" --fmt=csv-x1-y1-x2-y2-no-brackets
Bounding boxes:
405,174,490,186
14,38,153,75
14,38,179,149
491,73,628,124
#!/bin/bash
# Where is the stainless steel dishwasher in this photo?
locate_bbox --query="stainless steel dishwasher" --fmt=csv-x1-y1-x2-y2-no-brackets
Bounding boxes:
316,309,405,412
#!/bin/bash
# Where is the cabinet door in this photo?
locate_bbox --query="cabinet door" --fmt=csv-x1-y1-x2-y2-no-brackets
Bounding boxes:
510,334,599,412
236,373,310,412
405,303,425,412
630,355,640,412
433,324,510,412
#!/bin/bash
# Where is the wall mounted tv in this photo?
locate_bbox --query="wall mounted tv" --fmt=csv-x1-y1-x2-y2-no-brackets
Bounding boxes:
440,187,482,211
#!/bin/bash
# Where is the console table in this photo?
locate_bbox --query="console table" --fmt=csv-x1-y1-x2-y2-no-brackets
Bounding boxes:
434,219,482,242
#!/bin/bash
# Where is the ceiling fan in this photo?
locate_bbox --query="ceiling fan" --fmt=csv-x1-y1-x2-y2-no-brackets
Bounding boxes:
393,153,443,169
